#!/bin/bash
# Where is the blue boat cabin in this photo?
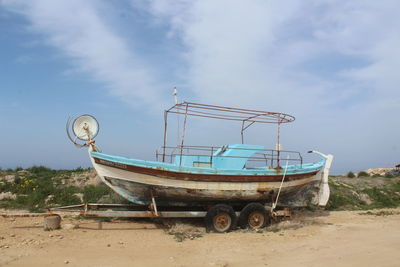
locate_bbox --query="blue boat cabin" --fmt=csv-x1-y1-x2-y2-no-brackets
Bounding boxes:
173,144,265,170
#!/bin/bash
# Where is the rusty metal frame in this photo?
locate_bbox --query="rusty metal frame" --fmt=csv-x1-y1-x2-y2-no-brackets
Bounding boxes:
162,102,295,167
165,102,295,123
48,203,208,218
0,204,291,223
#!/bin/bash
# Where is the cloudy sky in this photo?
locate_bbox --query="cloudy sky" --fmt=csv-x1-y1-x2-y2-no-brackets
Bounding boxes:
1,0,399,174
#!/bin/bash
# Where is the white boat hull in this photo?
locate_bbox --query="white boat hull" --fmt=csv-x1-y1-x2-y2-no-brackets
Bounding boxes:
90,156,324,206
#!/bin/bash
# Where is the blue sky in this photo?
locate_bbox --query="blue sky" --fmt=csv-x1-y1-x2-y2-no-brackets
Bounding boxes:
1,0,400,174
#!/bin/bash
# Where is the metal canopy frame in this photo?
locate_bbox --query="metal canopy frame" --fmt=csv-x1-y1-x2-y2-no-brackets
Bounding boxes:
162,102,295,166
165,102,295,123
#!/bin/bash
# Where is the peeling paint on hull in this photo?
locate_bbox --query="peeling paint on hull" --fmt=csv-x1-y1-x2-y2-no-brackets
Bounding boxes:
104,176,320,206
90,156,323,206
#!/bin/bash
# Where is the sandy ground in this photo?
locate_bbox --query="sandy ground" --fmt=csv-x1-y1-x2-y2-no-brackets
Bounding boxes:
1,208,400,267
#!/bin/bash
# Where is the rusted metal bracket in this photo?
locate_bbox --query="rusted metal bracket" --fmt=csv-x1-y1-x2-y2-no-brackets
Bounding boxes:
272,208,291,218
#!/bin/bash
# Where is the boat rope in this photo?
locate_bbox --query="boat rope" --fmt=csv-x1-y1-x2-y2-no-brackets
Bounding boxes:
272,155,290,212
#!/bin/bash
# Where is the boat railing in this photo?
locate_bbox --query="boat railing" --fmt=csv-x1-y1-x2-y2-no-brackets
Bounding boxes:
156,145,303,168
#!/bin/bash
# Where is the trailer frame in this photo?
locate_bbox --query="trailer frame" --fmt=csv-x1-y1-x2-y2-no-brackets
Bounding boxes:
1,200,291,233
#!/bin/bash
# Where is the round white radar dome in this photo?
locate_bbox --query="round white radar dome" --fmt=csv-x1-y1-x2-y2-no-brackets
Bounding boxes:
72,115,99,141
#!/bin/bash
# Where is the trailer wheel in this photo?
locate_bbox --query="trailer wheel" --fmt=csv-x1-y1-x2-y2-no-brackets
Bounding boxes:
205,204,237,233
238,203,269,230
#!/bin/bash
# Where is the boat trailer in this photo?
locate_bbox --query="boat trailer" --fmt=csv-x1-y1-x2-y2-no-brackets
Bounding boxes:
1,202,291,233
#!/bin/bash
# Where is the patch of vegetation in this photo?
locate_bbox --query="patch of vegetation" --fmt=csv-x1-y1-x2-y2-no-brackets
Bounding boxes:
27,165,54,175
52,186,81,206
325,192,367,211
357,171,369,177
327,178,400,211
0,166,133,212
71,166,91,173
83,184,112,203
385,173,395,178
167,227,204,242
0,181,15,193
0,173,81,212
362,186,400,208
266,227,280,233
347,171,355,178
328,181,341,190
359,210,400,216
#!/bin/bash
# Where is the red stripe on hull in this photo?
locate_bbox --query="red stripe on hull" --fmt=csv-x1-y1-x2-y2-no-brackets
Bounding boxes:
93,157,319,182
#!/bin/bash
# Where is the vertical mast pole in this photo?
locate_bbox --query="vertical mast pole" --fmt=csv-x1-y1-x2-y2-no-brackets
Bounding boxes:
173,87,178,104
174,87,181,146
162,110,168,162
277,115,281,168
241,121,245,144
179,103,189,166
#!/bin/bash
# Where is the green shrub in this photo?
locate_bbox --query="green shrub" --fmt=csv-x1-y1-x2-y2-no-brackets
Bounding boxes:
358,171,369,177
72,166,86,173
362,187,399,208
392,182,400,191
26,166,55,175
51,186,81,206
326,192,366,210
0,181,15,193
83,185,111,203
385,173,394,178
14,176,22,185
347,171,355,178
27,165,53,174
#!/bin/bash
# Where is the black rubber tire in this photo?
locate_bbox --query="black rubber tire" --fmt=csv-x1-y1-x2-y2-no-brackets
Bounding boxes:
205,204,237,233
238,203,270,229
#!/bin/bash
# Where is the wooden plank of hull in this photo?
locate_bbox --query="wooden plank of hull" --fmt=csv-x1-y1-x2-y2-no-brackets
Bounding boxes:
90,156,322,205
93,157,319,182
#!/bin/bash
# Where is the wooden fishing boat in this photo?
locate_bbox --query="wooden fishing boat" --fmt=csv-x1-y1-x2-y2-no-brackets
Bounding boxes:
67,102,333,208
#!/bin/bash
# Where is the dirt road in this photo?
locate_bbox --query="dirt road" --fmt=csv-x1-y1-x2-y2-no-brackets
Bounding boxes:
1,209,400,267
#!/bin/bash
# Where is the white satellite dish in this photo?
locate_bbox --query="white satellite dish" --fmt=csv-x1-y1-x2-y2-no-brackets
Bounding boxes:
72,115,99,141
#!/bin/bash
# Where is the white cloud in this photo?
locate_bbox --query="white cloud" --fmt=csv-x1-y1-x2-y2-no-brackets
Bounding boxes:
144,0,400,172
3,0,165,108
3,0,400,172
143,0,337,115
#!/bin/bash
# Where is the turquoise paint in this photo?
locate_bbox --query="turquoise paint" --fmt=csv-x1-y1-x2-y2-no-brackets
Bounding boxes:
173,144,265,169
91,144,325,176
173,155,212,167
212,144,265,169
